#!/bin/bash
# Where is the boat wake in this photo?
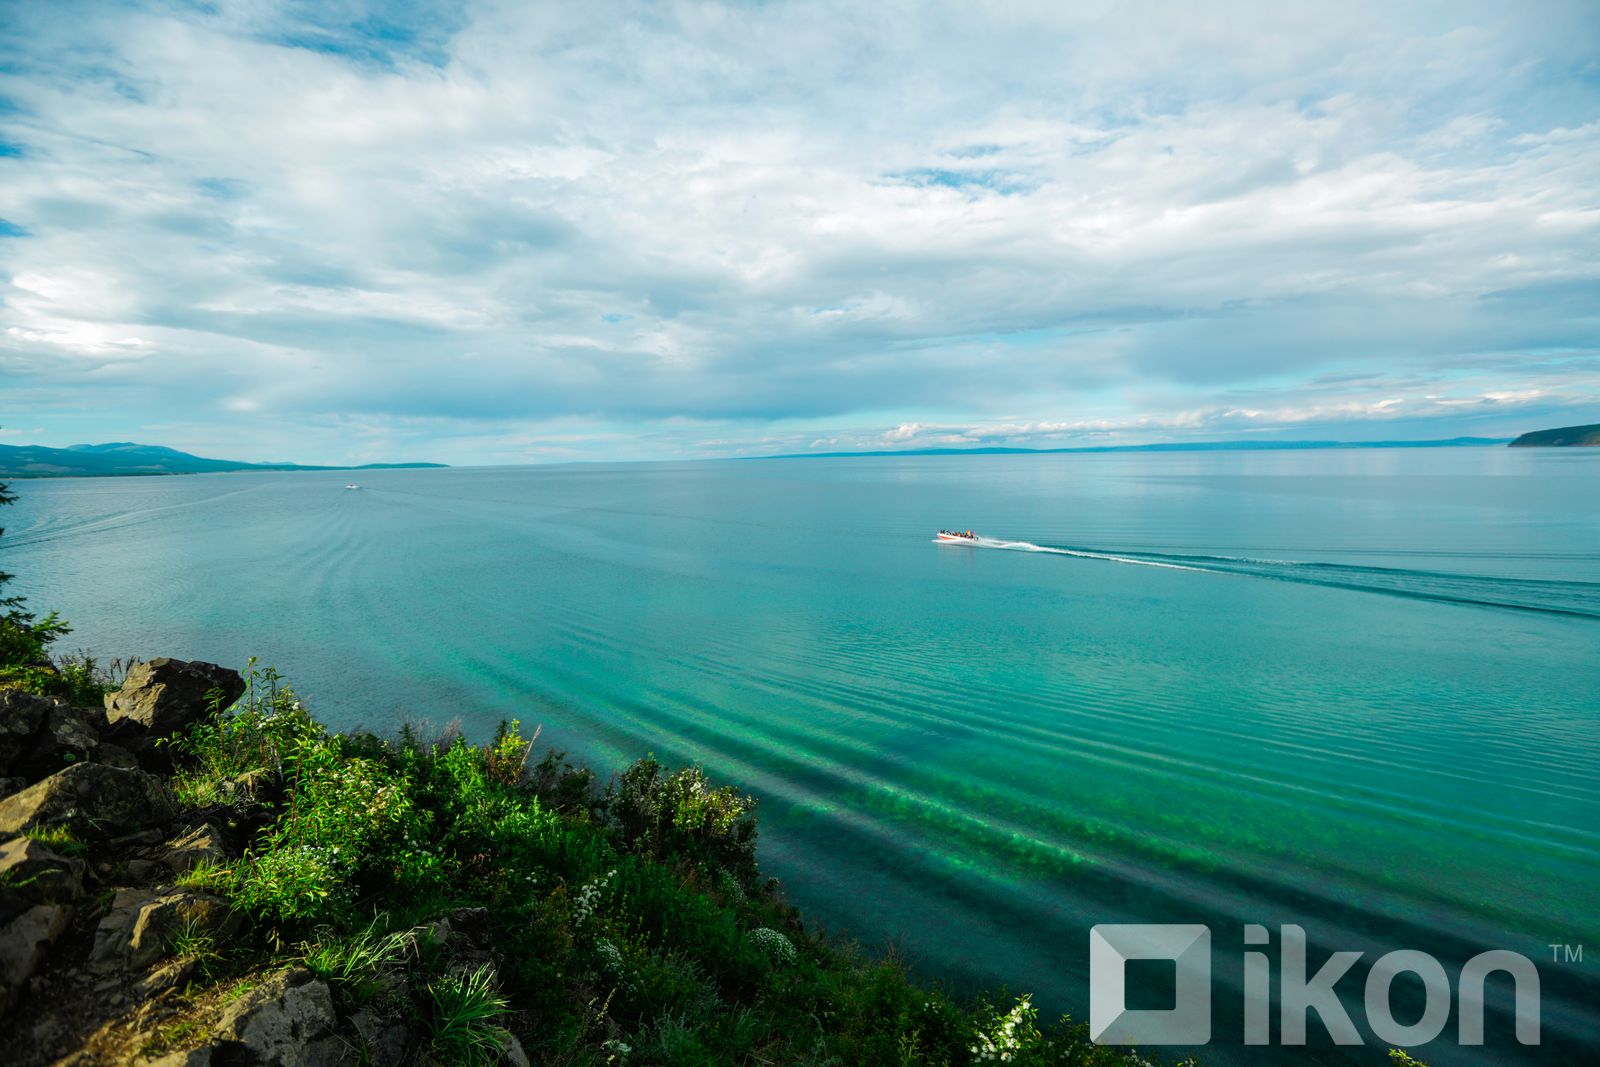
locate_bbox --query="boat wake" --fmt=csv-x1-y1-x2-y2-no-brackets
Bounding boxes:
940,535,1600,619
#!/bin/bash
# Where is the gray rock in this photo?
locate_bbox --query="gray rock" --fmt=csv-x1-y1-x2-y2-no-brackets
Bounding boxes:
0,902,72,1013
0,689,53,774
501,1032,532,1067
350,1009,410,1066
137,956,199,998
163,822,228,876
215,967,338,1066
145,1050,214,1067
18,702,100,780
0,776,24,800
94,740,140,770
0,836,86,904
103,658,245,739
89,887,237,973
0,762,176,839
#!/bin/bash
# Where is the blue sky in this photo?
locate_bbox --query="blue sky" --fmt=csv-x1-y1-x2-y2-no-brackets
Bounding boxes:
1,0,1598,464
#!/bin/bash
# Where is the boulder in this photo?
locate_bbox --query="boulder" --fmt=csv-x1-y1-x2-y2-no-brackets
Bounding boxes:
94,741,140,770
0,690,54,774
89,887,237,973
162,823,229,876
0,836,86,905
0,762,175,839
0,903,72,1013
350,1008,410,1066
104,658,245,739
215,967,340,1066
17,701,100,780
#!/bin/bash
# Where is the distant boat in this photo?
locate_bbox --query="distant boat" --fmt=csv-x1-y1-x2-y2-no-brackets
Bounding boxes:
344,483,361,490
936,529,978,543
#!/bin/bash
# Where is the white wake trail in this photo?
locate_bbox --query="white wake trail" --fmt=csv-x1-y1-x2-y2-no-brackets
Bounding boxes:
936,536,1210,572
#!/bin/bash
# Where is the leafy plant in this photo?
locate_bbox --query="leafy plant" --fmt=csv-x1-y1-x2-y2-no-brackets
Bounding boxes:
299,920,417,1007
427,963,511,1067
167,916,225,977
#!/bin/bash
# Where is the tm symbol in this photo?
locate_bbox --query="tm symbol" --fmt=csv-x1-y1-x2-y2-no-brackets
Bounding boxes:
1547,944,1583,963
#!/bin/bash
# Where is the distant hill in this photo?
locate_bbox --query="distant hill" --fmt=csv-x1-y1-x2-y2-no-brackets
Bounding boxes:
0,441,447,478
1508,423,1600,447
761,437,1512,460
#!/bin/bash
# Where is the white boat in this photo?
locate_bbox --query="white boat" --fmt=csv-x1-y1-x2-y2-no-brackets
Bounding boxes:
936,529,978,543
344,484,361,490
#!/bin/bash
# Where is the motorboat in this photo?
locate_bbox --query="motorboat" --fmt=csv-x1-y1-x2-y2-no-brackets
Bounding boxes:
344,484,361,490
936,529,978,543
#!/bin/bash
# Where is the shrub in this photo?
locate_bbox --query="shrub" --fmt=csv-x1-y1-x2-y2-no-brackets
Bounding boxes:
607,758,759,886
427,963,510,1067
231,844,350,925
745,927,797,968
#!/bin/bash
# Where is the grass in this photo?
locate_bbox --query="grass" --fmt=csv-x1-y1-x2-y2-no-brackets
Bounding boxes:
427,963,512,1067
136,1019,206,1058
155,664,1183,1066
21,824,90,856
167,916,226,978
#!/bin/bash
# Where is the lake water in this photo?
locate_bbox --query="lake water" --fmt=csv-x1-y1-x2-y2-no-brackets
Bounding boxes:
5,448,1598,1064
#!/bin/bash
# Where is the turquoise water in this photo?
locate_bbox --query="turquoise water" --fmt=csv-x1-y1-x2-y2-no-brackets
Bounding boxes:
5,448,1598,1063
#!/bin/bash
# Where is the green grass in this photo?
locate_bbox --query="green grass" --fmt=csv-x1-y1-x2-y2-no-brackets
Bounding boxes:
159,667,1182,1066
21,824,90,856
427,963,512,1067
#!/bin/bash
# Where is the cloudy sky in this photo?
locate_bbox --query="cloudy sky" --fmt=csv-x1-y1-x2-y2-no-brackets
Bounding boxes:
1,1,1597,464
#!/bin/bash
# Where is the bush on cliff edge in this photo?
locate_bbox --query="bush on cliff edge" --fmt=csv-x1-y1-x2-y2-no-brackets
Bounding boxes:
157,661,1163,1066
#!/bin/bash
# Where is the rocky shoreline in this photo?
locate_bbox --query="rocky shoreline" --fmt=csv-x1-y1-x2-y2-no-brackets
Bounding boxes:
0,658,374,1065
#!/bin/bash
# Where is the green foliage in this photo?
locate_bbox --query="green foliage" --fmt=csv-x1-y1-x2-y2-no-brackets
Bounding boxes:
299,920,417,1008
167,916,225,978
427,964,511,1067
22,824,89,856
157,674,1164,1067
231,843,351,925
0,478,87,700
608,757,760,887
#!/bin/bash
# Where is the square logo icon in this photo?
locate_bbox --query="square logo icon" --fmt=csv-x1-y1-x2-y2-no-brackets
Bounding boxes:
1090,924,1211,1044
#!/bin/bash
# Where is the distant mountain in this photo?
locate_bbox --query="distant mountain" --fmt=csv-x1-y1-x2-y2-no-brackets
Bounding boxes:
760,437,1512,460
0,441,447,478
1508,423,1600,447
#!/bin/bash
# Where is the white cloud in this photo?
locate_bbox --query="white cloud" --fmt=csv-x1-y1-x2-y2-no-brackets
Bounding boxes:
0,0,1597,462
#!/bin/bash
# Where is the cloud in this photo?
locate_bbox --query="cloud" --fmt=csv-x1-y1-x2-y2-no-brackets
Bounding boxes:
0,0,1597,462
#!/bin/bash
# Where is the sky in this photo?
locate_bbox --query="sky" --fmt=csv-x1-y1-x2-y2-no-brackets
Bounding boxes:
1,1,1598,465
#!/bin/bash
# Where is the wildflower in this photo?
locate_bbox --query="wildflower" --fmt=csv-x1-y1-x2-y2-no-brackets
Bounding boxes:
970,995,1037,1063
745,927,797,967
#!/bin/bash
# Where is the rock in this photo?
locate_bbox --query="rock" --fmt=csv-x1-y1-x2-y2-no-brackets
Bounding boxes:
501,1032,532,1067
0,776,24,800
137,956,199,998
0,762,176,839
350,1008,410,1066
215,967,339,1066
94,741,140,770
18,702,100,780
124,858,165,883
145,1050,214,1067
162,822,228,876
0,690,54,775
88,887,237,973
103,658,245,740
0,903,72,1013
0,836,86,904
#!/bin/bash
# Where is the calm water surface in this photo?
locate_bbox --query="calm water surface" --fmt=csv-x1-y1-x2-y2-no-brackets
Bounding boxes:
6,449,1598,1064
